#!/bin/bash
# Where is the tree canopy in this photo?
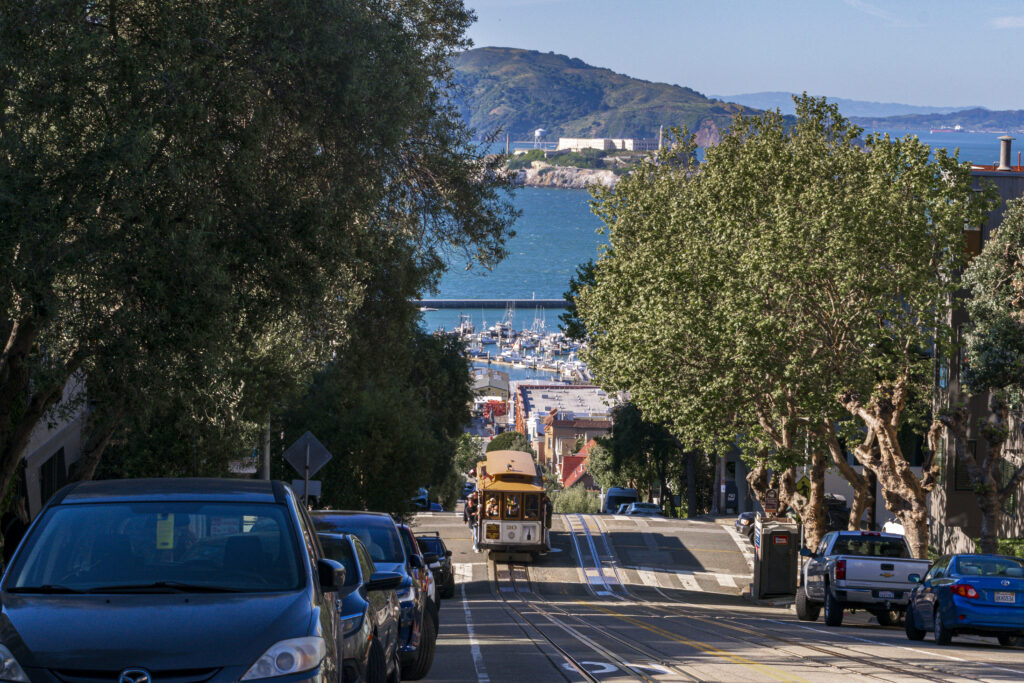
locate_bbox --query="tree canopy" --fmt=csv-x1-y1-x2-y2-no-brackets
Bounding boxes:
578,96,994,555
0,0,516,503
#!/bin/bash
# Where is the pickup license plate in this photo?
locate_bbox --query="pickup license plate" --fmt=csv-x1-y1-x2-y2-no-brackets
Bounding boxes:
995,591,1015,604
878,590,894,599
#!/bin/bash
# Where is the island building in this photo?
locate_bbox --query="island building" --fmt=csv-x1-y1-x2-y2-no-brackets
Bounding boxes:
556,137,661,152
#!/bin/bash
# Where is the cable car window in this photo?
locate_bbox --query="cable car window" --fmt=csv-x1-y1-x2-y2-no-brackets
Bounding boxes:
484,494,500,519
504,494,521,519
523,495,540,520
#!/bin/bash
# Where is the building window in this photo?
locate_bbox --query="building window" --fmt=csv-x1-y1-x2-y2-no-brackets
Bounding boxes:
39,447,68,506
954,440,977,491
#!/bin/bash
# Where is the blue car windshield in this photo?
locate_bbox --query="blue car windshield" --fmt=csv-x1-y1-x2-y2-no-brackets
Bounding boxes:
311,516,404,565
5,502,302,593
954,556,1024,577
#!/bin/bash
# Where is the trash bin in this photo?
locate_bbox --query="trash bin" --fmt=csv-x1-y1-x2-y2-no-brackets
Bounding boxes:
752,516,799,599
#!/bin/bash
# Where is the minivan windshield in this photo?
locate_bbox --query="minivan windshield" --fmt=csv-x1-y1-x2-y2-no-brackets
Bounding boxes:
5,502,302,593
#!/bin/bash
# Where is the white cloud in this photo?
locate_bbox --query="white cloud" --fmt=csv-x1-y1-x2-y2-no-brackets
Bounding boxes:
991,16,1024,29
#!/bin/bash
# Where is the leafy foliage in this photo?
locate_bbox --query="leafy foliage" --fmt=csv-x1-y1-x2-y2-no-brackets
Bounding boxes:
0,0,517,501
560,261,597,342
486,431,534,454
551,487,601,514
579,95,994,556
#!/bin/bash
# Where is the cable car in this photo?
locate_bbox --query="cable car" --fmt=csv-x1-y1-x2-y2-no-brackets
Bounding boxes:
474,450,550,560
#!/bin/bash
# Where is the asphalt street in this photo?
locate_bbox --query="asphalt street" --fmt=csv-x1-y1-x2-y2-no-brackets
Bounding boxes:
411,509,1024,682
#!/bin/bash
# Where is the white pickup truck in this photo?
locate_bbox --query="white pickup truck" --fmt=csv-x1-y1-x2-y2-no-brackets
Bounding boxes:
797,530,931,627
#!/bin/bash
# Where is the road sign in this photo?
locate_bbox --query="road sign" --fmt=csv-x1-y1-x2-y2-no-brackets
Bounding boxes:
283,431,333,477
283,431,332,505
795,475,811,499
763,489,779,515
291,480,322,498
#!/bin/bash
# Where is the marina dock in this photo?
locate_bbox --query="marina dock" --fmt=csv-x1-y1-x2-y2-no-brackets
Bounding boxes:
413,298,565,309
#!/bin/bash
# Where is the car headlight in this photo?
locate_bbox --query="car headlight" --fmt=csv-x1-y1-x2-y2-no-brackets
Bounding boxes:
240,636,325,680
0,645,28,683
396,579,414,602
740,519,751,525
340,612,364,636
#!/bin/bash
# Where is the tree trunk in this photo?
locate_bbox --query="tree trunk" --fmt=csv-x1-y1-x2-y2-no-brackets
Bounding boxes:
745,459,771,509
823,425,871,530
69,406,127,482
842,380,936,559
779,451,827,550
686,451,697,518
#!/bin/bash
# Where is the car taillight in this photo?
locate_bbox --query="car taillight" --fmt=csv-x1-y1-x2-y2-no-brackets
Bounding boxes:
835,559,846,580
950,584,979,599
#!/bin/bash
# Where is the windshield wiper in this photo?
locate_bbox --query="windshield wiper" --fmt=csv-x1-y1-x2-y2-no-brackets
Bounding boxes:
86,581,241,594
6,584,85,594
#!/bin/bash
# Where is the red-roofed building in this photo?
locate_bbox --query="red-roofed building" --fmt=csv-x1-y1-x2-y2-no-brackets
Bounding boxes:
560,439,600,490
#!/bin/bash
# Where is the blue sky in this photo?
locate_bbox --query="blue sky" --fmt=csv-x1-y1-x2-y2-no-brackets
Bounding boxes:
465,0,1023,110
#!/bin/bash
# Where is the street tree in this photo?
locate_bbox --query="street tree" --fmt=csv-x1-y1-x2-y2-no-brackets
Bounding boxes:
579,96,994,556
560,260,597,341
607,403,683,515
486,431,534,454
0,0,516,502
936,198,1024,553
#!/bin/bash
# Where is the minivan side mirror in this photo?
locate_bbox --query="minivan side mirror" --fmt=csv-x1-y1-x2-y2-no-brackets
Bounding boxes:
407,554,424,569
800,548,813,557
422,552,439,565
367,571,404,592
445,550,452,558
908,573,921,584
317,558,346,593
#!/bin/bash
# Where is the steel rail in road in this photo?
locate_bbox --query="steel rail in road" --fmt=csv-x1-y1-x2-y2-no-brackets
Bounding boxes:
493,561,657,682
489,560,602,683
513,562,703,682
569,515,964,683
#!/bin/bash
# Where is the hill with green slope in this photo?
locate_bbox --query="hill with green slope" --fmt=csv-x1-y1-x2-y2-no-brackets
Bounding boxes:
452,47,750,145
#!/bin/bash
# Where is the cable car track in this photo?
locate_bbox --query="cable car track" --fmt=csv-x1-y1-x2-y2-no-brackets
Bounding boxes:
494,561,703,682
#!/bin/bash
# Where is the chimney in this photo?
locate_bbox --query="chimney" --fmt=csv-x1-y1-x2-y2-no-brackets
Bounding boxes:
999,135,1015,171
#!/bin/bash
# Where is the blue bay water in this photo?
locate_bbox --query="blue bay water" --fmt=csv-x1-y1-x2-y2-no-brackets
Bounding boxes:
421,129,1011,338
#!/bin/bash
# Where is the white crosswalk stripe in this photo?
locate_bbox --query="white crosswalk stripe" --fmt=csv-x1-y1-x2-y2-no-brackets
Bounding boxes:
675,570,701,591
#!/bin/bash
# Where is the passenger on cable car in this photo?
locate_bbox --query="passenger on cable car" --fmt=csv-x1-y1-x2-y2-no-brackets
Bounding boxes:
485,494,500,518
505,494,521,518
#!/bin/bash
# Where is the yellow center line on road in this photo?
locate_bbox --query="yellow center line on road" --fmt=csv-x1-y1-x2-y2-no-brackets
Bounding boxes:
582,601,810,683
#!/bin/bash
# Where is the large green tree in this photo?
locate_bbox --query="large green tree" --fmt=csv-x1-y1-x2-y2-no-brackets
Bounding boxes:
579,96,994,556
0,0,515,500
936,198,1024,554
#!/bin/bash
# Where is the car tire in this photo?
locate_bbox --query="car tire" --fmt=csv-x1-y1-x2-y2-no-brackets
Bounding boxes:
367,637,388,683
441,578,455,600
933,608,952,645
387,646,402,683
795,586,820,621
823,587,843,627
401,608,437,680
998,634,1020,647
904,608,926,641
875,609,898,627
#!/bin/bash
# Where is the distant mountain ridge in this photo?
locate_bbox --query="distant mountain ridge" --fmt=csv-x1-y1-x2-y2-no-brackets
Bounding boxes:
713,91,976,118
452,47,751,146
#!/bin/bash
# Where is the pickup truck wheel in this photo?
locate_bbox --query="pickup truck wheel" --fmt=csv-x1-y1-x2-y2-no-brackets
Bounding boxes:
904,608,926,641
823,587,844,627
796,586,820,621
875,609,898,627
933,609,953,645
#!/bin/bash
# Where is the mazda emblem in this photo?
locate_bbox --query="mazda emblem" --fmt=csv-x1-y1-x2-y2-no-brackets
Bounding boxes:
119,669,151,683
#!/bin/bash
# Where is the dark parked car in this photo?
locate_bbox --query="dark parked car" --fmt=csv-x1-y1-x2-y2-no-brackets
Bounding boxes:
311,511,436,680
416,533,455,599
318,533,403,683
905,553,1024,646
0,478,346,681
735,511,756,537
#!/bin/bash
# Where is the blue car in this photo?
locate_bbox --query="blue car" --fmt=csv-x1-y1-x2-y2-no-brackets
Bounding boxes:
905,553,1024,646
